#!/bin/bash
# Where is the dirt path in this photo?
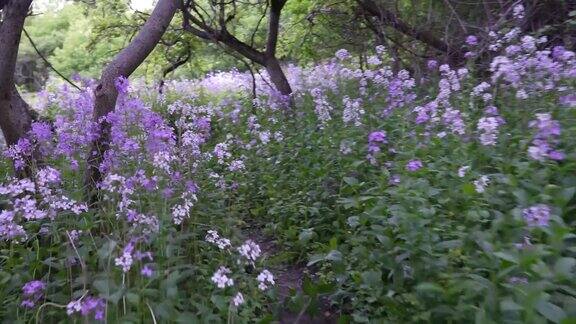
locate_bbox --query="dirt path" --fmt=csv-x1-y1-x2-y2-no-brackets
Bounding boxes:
245,226,337,323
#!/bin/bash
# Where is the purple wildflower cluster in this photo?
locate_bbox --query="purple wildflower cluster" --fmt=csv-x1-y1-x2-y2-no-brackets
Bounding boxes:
21,280,46,308
67,295,106,321
342,96,364,126
528,113,564,161
311,88,333,128
0,167,87,242
367,131,387,165
490,33,576,100
414,64,468,137
406,159,423,172
522,204,551,227
114,240,154,274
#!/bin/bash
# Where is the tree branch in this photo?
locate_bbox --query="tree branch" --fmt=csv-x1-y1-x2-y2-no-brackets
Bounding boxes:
357,0,463,63
22,28,82,91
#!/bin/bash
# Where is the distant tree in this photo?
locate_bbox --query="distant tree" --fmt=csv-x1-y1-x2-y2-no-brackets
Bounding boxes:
181,0,293,96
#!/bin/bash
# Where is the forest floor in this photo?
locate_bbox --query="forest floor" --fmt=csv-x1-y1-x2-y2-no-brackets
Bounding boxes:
245,225,337,323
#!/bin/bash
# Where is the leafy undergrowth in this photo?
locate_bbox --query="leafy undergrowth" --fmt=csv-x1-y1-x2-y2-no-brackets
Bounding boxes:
2,27,576,323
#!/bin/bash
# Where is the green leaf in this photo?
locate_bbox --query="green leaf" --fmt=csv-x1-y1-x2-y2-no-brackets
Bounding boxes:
343,177,358,185
210,295,228,310
463,183,476,195
416,282,444,294
307,254,325,267
493,251,518,264
126,292,140,305
302,277,317,296
324,250,342,262
298,228,315,243
536,300,566,323
361,270,382,286
438,240,462,249
347,216,360,228
500,299,523,312
97,240,117,261
554,258,576,278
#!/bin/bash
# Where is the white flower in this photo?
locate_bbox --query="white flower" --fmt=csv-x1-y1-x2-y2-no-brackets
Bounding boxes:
205,230,220,243
115,253,133,273
232,292,244,307
228,159,245,172
66,299,82,315
473,175,490,193
211,267,234,288
205,230,231,250
237,240,261,262
513,4,524,19
216,238,231,250
257,269,275,291
458,166,470,178
367,55,382,66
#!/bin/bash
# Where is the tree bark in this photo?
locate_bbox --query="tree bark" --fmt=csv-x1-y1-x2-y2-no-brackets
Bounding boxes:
85,0,179,201
0,86,37,146
263,0,292,96
0,0,38,177
264,56,292,96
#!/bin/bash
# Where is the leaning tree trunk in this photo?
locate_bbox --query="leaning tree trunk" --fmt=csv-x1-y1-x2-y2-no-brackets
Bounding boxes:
85,0,179,203
264,56,292,96
0,0,38,177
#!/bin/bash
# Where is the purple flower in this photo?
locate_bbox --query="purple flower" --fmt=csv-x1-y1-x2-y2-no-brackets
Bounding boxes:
368,131,387,143
21,280,45,308
22,280,45,296
560,94,576,107
141,265,154,278
406,159,423,172
466,35,478,46
194,117,211,133
68,296,105,321
115,76,129,94
522,204,551,227
528,113,563,161
335,49,350,60
367,131,387,164
548,150,565,160
162,188,174,199
185,180,198,193
477,116,501,146
427,60,438,70
508,276,528,285
4,138,34,170
30,122,53,142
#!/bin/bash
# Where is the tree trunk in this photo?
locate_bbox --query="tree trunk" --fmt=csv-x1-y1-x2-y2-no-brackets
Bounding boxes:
0,0,38,176
85,0,179,202
0,86,36,146
264,57,292,96
182,0,294,98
